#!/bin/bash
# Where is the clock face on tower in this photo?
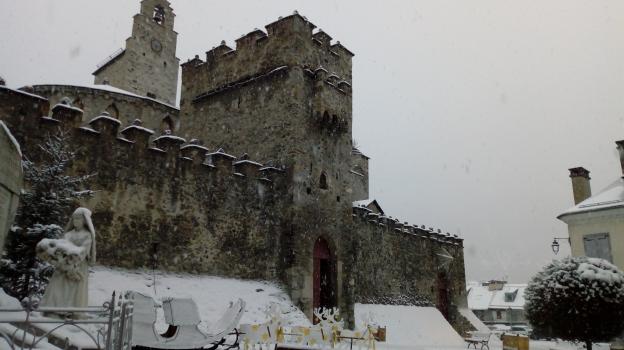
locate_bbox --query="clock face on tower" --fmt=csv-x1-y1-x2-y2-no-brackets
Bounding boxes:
151,39,162,52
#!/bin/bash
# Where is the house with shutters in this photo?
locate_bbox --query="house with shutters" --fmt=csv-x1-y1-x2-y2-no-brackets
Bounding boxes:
466,281,528,326
558,141,624,270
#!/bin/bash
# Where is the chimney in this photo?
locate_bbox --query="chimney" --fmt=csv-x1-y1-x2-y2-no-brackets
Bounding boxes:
615,140,624,176
569,167,591,205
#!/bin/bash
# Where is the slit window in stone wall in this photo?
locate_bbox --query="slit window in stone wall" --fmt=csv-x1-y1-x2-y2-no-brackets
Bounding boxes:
161,116,174,133
153,5,165,25
72,97,84,110
320,171,328,190
105,103,119,118
322,111,330,124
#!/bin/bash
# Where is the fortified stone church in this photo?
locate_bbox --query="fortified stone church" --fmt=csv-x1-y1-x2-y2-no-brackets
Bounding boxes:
0,0,469,330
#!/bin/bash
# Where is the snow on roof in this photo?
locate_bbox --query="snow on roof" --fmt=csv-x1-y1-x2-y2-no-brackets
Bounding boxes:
89,112,122,125
153,134,186,143
559,177,624,218
353,199,374,207
0,85,47,101
489,284,526,309
259,166,283,172
120,124,155,135
180,144,209,151
353,199,385,216
349,169,364,177
52,103,83,113
93,48,125,72
79,126,100,134
467,285,493,310
467,283,527,310
31,83,179,109
206,148,236,159
233,159,263,167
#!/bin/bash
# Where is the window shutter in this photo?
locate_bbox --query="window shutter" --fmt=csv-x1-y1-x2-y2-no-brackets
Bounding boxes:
583,233,612,263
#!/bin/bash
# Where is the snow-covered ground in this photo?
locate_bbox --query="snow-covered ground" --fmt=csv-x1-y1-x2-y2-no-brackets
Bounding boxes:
355,304,465,348
88,265,311,332
0,266,616,350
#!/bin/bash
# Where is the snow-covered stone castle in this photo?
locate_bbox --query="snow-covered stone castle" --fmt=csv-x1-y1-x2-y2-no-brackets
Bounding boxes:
0,0,469,330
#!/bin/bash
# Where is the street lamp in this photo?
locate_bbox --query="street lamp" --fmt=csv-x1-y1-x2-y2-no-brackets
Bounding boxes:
551,237,570,255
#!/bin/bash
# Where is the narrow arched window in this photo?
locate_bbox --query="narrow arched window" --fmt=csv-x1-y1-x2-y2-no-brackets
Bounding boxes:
72,97,84,110
161,116,174,133
319,171,328,190
105,103,119,118
322,111,330,124
153,5,165,25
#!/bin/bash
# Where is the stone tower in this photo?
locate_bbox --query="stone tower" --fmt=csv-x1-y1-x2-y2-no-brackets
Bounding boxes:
179,14,364,317
179,14,359,206
93,0,179,105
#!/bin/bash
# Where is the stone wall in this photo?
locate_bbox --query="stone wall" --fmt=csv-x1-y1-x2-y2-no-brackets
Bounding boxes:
0,118,23,254
349,149,369,200
181,13,352,103
0,86,468,330
0,9,471,331
31,85,179,134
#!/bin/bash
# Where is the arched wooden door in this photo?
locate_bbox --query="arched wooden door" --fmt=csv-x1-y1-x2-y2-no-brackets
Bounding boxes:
436,272,450,320
313,237,336,323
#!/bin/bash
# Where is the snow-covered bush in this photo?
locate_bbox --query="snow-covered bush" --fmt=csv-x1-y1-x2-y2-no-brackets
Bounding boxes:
524,257,624,350
0,131,93,299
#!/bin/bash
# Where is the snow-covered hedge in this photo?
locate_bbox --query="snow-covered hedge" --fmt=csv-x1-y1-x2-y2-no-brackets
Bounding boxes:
525,257,624,348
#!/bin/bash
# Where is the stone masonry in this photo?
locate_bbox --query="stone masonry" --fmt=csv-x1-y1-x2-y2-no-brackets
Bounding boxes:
93,0,179,105
0,2,471,333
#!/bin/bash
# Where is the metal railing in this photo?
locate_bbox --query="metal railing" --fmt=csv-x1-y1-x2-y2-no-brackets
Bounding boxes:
0,292,133,350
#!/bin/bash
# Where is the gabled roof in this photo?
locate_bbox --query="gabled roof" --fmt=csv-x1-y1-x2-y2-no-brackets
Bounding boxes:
352,199,384,215
558,177,624,219
466,283,526,310
92,49,126,75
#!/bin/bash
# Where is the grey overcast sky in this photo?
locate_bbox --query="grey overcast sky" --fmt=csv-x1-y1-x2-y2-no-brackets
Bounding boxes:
2,0,624,283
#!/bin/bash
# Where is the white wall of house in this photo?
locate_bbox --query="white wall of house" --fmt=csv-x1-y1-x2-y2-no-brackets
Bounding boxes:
559,206,624,270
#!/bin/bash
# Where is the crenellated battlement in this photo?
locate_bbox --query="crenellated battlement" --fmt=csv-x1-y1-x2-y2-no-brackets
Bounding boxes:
181,12,353,104
0,86,286,191
352,204,464,248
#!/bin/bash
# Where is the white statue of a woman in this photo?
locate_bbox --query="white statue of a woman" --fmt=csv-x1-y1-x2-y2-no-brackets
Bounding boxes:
39,207,96,309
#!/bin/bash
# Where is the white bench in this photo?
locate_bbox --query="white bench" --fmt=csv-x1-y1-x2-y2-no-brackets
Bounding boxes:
465,331,491,350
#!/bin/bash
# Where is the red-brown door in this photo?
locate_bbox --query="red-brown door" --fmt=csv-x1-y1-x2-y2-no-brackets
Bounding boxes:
313,237,335,323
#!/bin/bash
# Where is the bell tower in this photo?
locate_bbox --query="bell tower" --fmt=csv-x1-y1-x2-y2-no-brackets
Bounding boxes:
93,0,179,105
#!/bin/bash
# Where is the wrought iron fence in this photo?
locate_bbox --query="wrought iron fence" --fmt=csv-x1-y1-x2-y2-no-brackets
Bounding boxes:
0,292,133,350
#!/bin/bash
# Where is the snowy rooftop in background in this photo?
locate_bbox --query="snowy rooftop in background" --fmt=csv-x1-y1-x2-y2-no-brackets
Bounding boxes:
467,282,527,310
558,177,624,218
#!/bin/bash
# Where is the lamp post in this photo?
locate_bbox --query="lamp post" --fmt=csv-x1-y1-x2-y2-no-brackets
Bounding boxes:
551,237,570,255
